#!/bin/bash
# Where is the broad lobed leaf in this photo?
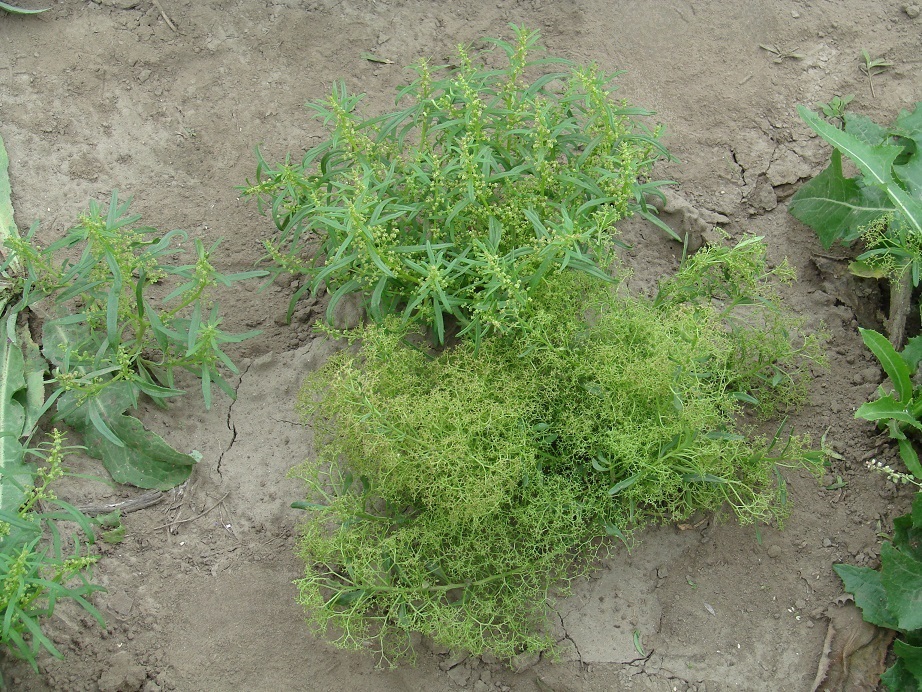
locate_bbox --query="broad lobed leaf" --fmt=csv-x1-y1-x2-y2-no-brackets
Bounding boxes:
792,105,922,249
834,562,899,630
788,149,889,248
880,541,922,632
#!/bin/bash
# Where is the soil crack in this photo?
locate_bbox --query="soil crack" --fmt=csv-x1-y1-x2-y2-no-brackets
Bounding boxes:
216,359,252,477
556,612,584,662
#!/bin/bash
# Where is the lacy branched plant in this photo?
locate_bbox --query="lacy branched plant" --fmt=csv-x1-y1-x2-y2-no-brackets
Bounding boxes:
0,429,103,684
654,235,825,412
244,25,674,344
292,237,824,663
1,192,265,489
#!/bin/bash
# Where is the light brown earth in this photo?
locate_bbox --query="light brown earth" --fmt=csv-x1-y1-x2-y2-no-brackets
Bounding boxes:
2,1,921,690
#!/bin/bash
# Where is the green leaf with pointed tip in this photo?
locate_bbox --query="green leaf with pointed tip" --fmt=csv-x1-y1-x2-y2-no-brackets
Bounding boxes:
856,395,922,430
849,259,891,278
799,106,922,237
897,438,922,481
861,328,913,402
607,473,640,496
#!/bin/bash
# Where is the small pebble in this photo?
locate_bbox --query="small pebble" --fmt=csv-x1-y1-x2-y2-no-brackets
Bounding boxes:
767,545,782,559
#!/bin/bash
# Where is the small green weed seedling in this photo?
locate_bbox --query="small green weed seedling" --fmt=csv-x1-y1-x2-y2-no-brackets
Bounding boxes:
244,25,675,344
788,102,922,346
293,236,823,663
859,50,893,98
817,94,854,127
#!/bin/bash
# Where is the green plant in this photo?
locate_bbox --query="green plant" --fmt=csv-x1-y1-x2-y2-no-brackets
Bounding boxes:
841,328,922,691
293,237,822,663
244,26,674,344
818,94,855,127
1,130,266,491
860,50,893,98
788,102,922,345
835,491,922,691
0,429,103,683
855,327,922,480
1,191,266,489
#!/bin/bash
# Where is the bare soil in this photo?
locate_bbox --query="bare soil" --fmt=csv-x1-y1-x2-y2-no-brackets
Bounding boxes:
2,1,921,690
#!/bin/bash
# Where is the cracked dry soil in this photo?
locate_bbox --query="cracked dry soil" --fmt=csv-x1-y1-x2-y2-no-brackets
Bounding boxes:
2,1,922,690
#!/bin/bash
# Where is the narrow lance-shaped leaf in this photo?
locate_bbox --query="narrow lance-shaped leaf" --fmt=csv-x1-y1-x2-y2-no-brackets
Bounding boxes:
856,394,922,430
0,2,50,15
897,438,922,481
861,328,913,402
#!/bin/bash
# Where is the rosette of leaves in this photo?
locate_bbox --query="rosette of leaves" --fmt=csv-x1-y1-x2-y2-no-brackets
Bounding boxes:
244,25,674,344
293,237,823,662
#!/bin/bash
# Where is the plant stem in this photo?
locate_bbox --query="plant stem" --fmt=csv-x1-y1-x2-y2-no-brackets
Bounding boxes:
887,270,912,349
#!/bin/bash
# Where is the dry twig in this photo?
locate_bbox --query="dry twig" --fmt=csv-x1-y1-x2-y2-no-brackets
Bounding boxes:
150,492,230,532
